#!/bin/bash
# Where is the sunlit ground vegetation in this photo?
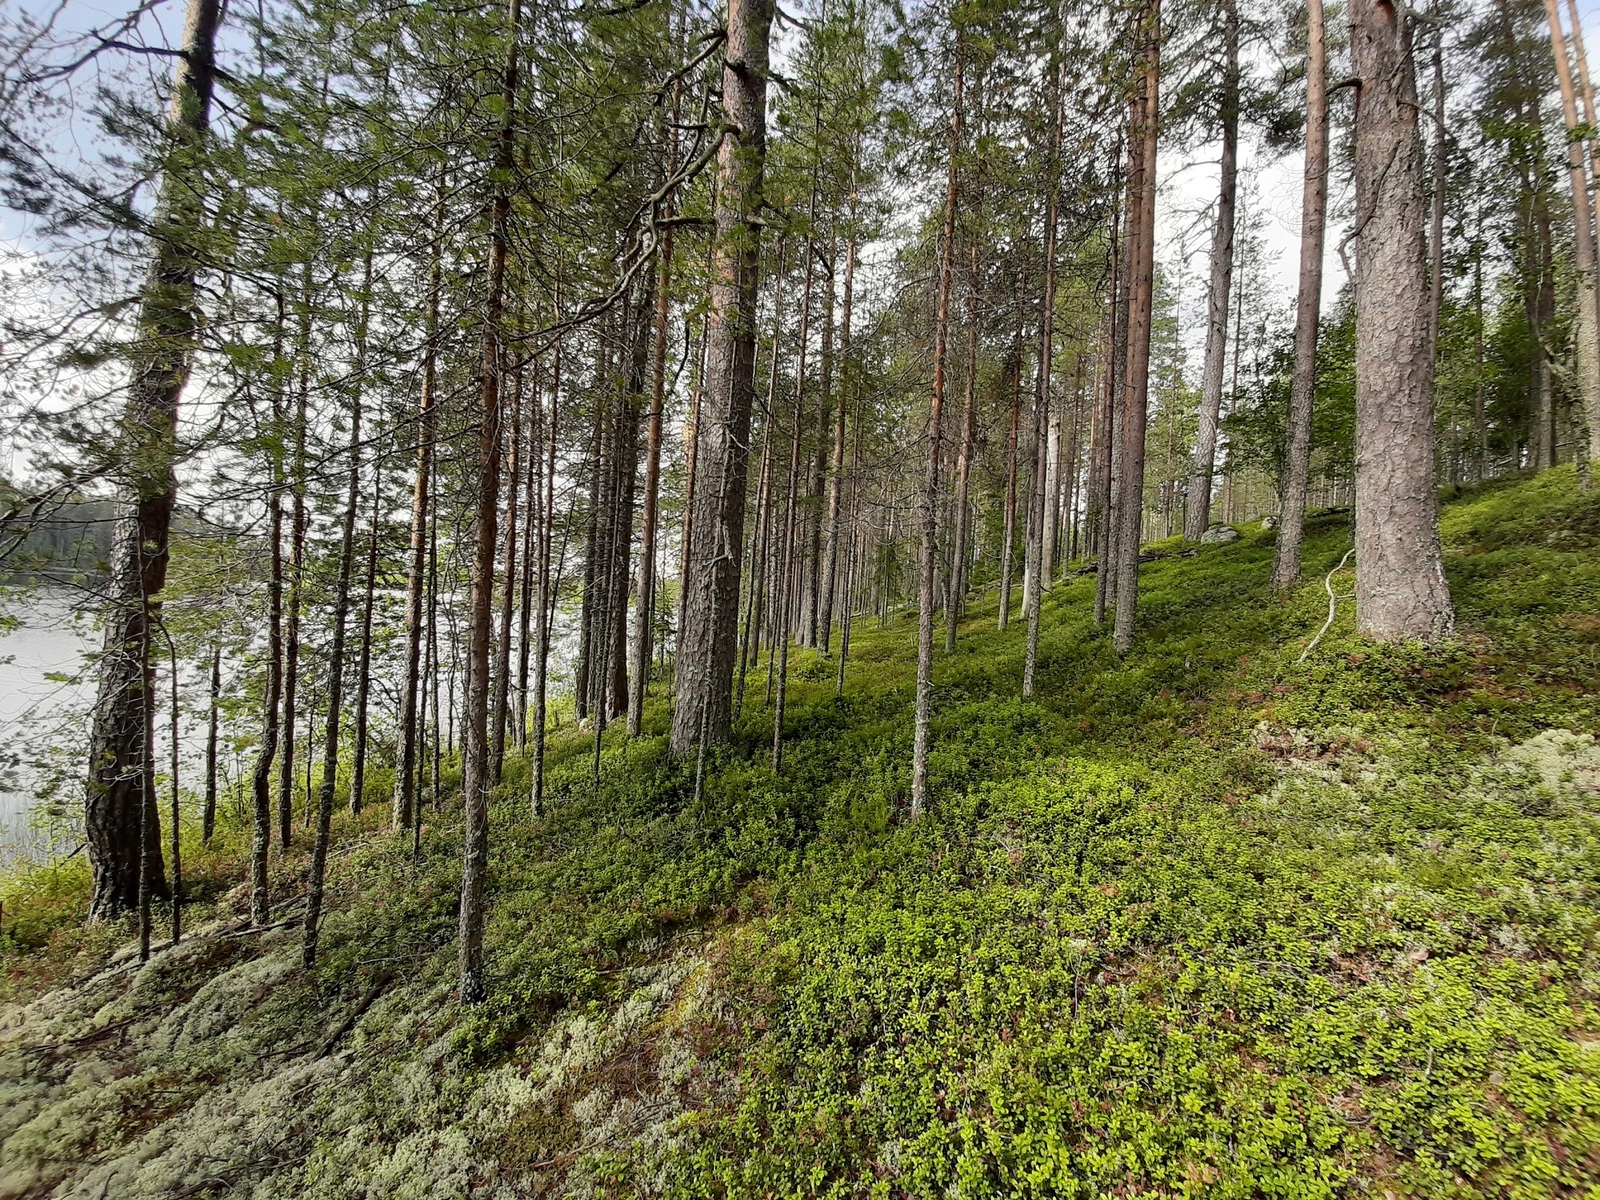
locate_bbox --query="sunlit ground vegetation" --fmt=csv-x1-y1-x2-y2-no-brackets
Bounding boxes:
2,467,1598,1198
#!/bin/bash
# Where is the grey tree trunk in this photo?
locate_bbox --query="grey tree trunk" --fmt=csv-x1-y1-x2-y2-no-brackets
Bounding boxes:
1183,0,1238,542
530,327,562,817
1545,0,1600,474
460,0,520,1005
946,235,979,654
490,365,522,781
84,0,222,920
1272,0,1328,588
910,39,962,818
1112,3,1160,656
303,319,365,969
629,80,680,736
394,176,443,831
997,273,1026,631
670,0,774,756
1349,0,1455,642
202,642,220,845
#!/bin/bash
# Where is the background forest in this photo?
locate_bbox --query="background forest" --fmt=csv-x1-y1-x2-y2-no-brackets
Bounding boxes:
0,0,1598,1193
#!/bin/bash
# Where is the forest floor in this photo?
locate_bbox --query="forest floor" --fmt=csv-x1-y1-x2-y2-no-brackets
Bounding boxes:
2,467,1599,1199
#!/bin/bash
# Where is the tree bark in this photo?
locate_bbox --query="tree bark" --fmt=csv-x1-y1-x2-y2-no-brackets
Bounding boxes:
1025,54,1061,694
350,463,380,814
911,37,962,818
1545,0,1600,473
84,0,221,919
998,271,1026,631
1272,0,1328,588
490,361,522,781
202,642,219,845
820,156,859,654
1350,0,1455,642
670,0,774,756
1112,3,1159,656
629,80,681,736
946,233,980,654
303,301,365,968
1184,0,1238,542
531,325,562,817
394,174,444,831
460,0,520,1005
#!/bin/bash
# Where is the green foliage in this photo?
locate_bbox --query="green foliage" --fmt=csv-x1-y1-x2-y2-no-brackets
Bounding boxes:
4,472,1600,1198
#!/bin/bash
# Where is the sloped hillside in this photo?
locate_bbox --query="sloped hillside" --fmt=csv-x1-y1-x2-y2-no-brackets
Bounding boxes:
2,468,1599,1199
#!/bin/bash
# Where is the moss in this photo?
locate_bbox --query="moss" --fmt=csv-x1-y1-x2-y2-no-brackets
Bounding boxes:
1,470,1598,1198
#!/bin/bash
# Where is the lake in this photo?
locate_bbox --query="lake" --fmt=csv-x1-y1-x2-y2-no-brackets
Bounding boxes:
0,587,98,870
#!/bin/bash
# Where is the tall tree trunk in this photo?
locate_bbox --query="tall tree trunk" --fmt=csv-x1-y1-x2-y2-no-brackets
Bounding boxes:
670,0,774,756
1350,0,1455,642
490,361,522,780
393,175,444,831
998,273,1025,630
772,260,805,771
606,295,647,720
278,260,313,851
1272,0,1328,588
1095,177,1126,627
1183,0,1238,541
629,81,681,736
821,166,860,655
1025,55,1062,694
516,362,540,751
1473,234,1488,481
1112,0,1160,656
84,0,221,919
249,306,286,926
530,324,562,817
675,314,707,651
459,0,520,1006
350,463,380,814
303,311,366,968
202,641,220,845
911,37,962,818
946,233,979,655
1545,0,1600,474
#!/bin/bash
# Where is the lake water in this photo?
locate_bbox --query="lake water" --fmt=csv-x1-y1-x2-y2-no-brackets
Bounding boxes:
0,587,99,869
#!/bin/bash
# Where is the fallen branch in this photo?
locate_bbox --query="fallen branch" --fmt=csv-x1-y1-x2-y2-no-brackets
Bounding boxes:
315,970,397,1059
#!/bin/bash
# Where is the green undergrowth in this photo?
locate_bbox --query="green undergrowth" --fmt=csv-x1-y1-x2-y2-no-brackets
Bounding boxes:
2,467,1599,1199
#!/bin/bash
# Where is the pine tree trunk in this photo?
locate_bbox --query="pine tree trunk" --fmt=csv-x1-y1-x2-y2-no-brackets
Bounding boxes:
460,0,520,1005
772,268,805,771
820,161,859,655
1545,0,1600,473
1272,0,1328,588
202,643,220,845
998,274,1025,631
303,318,365,968
947,235,980,654
394,175,443,831
629,90,680,736
84,0,221,920
911,38,962,818
670,0,774,756
490,362,522,781
1350,0,1455,642
250,412,282,926
1095,184,1126,627
1024,59,1061,693
1182,0,1237,543
530,324,562,818
350,466,380,814
1112,6,1160,656
516,363,540,751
